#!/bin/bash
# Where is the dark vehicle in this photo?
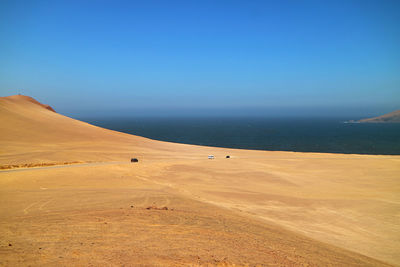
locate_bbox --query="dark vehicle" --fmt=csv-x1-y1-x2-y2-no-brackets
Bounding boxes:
131,158,139,163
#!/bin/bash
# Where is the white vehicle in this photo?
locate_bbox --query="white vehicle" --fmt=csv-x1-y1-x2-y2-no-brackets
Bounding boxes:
208,155,215,159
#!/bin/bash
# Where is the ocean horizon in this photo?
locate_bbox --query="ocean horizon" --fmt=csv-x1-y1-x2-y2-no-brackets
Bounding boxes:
79,117,400,155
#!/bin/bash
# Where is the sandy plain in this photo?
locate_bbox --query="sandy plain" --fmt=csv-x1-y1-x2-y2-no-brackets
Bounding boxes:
0,95,399,266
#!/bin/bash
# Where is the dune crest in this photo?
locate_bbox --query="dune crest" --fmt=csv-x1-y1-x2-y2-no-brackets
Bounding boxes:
4,94,56,112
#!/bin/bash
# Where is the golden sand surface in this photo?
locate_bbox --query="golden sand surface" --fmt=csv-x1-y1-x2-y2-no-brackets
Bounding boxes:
1,95,399,266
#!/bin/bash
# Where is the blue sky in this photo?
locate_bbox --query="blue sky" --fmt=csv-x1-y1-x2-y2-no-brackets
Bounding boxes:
0,0,399,117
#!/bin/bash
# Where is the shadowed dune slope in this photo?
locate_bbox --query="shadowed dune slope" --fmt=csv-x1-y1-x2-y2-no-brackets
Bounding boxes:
1,95,399,266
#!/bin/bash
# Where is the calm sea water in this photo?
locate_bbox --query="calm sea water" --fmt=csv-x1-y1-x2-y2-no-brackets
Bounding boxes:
80,117,400,155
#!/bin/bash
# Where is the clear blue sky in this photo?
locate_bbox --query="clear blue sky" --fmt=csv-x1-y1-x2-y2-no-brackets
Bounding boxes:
1,0,399,117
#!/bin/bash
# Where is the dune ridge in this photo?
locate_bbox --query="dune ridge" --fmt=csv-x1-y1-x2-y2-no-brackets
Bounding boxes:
1,95,399,266
0,160,88,170
4,94,56,112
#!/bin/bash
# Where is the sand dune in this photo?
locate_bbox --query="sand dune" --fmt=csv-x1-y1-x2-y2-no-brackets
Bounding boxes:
1,95,399,266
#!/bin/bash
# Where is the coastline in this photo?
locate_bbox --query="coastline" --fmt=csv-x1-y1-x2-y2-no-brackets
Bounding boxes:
1,95,399,266
78,116,400,156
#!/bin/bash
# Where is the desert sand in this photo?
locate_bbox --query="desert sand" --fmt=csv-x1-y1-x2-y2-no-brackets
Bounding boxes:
1,95,399,266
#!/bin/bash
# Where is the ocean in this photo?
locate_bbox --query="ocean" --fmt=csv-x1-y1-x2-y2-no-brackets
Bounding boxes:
79,117,400,155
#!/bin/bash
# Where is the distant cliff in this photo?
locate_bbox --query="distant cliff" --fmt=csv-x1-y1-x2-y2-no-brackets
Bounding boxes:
358,110,400,123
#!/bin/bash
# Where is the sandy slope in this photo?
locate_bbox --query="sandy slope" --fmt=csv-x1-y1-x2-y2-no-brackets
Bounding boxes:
1,95,399,266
